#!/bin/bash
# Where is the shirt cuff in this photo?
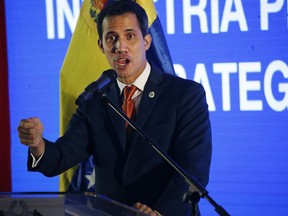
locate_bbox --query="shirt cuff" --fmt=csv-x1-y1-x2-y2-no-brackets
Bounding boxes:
30,152,44,168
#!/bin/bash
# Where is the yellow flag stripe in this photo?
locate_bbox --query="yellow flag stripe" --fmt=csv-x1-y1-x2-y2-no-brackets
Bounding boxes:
137,0,157,27
59,0,110,191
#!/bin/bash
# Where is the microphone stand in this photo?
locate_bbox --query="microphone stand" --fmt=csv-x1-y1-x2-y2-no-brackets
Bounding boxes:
99,91,230,216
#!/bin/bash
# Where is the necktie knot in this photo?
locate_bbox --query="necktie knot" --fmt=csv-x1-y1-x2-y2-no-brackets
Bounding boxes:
123,85,137,101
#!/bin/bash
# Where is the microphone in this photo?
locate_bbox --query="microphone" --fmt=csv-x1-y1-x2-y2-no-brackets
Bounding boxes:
75,69,117,105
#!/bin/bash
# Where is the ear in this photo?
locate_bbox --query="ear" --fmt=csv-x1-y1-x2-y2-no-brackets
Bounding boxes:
98,39,104,53
144,34,152,51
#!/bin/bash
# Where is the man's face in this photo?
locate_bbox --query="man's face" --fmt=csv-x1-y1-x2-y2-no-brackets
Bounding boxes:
98,12,152,84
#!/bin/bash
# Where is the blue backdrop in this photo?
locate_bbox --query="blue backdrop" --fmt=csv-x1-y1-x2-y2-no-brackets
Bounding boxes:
5,0,288,215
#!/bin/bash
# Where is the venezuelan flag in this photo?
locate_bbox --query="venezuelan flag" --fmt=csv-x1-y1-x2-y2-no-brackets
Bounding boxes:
59,0,174,192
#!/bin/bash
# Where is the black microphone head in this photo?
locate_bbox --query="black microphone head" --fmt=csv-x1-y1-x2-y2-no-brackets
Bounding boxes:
84,69,117,91
75,69,117,106
96,69,117,91
102,69,117,80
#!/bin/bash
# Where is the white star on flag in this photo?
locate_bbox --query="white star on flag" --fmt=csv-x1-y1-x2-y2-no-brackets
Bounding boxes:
85,167,96,190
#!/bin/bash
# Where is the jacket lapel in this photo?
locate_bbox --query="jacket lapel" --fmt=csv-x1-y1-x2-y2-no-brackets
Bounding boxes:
134,65,164,133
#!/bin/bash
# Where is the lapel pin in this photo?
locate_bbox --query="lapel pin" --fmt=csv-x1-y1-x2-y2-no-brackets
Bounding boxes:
149,91,155,98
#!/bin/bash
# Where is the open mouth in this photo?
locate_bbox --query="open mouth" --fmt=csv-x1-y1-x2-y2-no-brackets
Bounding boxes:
116,58,130,68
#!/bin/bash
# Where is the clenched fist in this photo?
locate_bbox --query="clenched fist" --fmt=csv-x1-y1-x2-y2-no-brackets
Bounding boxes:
17,117,45,158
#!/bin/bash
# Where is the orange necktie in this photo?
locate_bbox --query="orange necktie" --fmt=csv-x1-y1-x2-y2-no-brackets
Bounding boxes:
122,85,137,127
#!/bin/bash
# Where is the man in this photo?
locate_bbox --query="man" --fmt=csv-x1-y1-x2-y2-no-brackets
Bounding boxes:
18,1,212,215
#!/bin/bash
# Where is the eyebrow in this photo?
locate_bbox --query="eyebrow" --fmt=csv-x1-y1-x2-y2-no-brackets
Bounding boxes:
105,28,137,36
124,28,137,32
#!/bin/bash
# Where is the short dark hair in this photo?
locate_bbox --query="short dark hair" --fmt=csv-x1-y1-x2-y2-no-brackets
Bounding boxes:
97,0,149,40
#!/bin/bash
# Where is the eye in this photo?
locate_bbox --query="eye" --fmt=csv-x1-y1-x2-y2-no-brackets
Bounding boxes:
127,33,135,40
105,34,117,43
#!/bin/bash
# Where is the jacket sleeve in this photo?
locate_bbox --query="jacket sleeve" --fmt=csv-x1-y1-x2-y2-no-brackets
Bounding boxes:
27,103,92,177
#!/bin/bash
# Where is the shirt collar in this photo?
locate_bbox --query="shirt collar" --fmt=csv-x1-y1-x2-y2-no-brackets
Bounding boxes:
117,62,151,94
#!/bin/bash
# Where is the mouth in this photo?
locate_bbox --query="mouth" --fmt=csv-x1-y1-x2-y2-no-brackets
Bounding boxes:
115,58,130,68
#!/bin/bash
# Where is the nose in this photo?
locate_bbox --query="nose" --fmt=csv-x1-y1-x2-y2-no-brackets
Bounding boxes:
115,40,120,51
113,37,127,53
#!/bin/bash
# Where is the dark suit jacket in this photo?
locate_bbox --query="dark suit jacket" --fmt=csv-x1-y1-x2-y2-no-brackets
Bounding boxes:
29,64,212,215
